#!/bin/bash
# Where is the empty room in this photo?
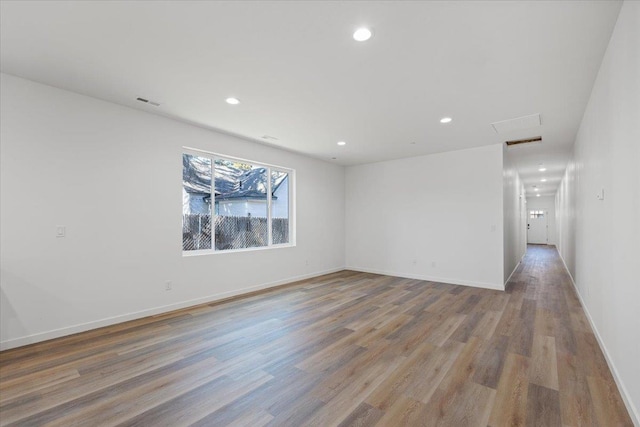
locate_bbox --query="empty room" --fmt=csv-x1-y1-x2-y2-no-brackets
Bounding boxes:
0,1,638,426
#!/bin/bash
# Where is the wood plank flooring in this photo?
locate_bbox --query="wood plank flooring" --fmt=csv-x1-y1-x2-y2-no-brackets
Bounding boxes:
0,245,633,426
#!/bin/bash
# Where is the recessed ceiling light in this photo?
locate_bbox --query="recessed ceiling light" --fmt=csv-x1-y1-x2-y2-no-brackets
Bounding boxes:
440,117,453,124
538,167,546,172
534,188,539,192
353,28,372,42
541,178,547,182
536,194,541,197
225,97,240,105
337,141,347,146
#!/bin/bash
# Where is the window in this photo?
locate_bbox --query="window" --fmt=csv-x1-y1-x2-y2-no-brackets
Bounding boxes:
182,150,294,253
529,210,545,219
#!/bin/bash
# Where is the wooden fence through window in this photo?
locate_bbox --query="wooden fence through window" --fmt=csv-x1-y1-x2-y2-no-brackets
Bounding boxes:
182,214,289,251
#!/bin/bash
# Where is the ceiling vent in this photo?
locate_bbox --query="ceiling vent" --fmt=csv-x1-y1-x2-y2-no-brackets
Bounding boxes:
505,136,542,147
136,97,161,107
491,113,541,134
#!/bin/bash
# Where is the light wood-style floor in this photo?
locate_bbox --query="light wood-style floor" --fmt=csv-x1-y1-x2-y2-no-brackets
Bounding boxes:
0,245,633,426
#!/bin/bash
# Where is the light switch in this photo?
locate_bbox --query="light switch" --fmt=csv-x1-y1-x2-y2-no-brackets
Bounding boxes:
596,188,605,201
56,226,66,237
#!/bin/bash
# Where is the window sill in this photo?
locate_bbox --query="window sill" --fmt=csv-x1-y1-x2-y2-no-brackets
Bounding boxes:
182,243,296,257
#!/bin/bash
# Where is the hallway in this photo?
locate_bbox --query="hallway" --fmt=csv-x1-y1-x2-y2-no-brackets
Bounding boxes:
503,245,632,426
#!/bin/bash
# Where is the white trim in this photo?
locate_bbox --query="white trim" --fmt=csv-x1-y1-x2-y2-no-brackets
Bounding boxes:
0,267,344,351
182,242,296,257
289,169,296,246
267,166,273,246
504,252,526,287
183,146,292,171
345,266,504,291
556,249,640,427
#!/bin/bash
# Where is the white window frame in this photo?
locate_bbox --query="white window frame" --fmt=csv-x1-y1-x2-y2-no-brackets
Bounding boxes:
182,147,296,256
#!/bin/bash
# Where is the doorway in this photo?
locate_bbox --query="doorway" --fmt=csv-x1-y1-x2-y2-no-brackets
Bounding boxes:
528,209,548,244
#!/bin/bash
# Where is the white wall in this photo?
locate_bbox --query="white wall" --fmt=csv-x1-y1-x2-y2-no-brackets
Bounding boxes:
503,146,527,284
345,144,505,290
525,195,557,245
0,73,345,350
555,2,639,423
556,160,577,274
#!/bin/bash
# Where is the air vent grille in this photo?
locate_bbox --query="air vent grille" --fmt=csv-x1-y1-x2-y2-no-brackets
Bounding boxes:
136,97,161,107
505,136,542,146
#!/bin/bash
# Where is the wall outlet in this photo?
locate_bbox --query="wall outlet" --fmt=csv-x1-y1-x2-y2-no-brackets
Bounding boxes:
165,281,172,291
56,226,66,238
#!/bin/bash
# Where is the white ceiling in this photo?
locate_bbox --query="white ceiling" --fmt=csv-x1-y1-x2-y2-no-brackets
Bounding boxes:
0,1,622,197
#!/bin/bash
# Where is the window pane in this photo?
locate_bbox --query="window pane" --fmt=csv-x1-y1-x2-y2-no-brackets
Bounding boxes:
214,159,268,250
271,170,289,244
182,154,212,251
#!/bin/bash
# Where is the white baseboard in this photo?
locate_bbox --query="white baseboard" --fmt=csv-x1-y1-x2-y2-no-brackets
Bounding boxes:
0,267,344,351
344,266,504,291
504,252,526,287
556,249,639,426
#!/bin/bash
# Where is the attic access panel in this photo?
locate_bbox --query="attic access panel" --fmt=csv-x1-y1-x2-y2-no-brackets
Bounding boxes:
491,113,541,134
